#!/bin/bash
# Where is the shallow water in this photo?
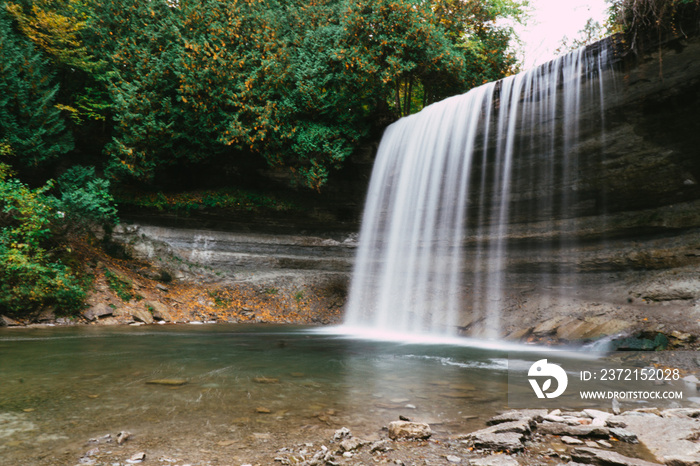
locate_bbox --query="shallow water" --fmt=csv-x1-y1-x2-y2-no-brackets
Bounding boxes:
2,324,695,465
0,324,515,465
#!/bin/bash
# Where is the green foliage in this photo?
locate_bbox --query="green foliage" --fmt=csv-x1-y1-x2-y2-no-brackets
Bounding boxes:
83,0,525,190
6,0,113,131
55,165,118,229
114,188,296,214
3,0,526,189
0,163,85,316
0,5,73,167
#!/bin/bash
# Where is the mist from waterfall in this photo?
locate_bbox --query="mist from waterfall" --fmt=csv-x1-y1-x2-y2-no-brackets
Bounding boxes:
343,43,613,339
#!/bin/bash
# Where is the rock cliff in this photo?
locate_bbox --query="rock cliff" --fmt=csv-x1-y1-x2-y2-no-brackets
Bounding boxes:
112,31,700,346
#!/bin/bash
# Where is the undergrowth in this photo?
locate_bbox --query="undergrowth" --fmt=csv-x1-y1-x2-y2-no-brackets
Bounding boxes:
114,188,299,214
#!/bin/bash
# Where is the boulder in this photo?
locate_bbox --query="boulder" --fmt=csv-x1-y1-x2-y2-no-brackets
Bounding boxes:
130,308,154,324
555,317,632,341
82,303,113,321
387,421,432,440
35,307,56,322
146,301,173,322
0,315,20,327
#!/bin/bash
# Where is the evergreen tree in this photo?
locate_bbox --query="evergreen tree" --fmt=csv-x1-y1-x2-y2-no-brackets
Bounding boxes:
0,4,73,167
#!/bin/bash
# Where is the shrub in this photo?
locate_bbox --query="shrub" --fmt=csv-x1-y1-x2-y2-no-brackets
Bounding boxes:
55,165,119,230
0,164,85,316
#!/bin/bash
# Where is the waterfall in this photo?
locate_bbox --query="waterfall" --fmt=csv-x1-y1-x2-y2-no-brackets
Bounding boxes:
343,43,613,339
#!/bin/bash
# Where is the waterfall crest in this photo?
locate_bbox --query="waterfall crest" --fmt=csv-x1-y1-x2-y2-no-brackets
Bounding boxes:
344,43,613,339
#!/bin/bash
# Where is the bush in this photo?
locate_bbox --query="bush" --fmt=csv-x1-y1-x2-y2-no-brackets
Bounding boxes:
55,165,119,230
0,164,86,316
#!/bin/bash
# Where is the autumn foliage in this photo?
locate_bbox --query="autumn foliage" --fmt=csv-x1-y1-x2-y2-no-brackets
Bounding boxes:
1,0,525,190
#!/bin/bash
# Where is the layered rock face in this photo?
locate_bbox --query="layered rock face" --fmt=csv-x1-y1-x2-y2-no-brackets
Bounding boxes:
461,33,700,342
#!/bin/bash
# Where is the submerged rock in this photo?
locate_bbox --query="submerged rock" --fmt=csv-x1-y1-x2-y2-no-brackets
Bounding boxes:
145,378,187,386
253,376,280,384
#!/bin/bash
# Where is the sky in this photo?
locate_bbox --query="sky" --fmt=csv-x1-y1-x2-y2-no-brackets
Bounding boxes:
515,0,611,68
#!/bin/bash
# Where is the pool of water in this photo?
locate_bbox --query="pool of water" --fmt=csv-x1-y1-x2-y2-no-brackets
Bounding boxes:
0,324,518,465
2,324,695,465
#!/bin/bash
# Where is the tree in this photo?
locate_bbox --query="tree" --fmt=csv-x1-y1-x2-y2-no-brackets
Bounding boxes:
6,0,111,128
555,18,608,54
0,4,73,167
87,0,189,181
81,0,526,190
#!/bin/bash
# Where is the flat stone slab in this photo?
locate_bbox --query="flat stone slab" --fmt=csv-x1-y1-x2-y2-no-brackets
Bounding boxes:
562,435,585,445
609,411,700,465
457,420,532,440
609,427,638,443
468,455,520,466
571,447,662,466
470,432,524,452
537,422,610,438
486,410,547,425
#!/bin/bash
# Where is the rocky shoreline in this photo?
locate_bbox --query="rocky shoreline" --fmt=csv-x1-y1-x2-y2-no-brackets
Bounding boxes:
66,407,699,465
1,222,699,355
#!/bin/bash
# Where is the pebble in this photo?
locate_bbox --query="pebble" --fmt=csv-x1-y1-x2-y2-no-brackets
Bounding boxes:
446,455,462,463
125,452,145,464
116,431,131,445
333,427,351,441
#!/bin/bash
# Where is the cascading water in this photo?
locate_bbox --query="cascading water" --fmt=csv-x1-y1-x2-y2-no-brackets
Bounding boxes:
344,42,614,339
